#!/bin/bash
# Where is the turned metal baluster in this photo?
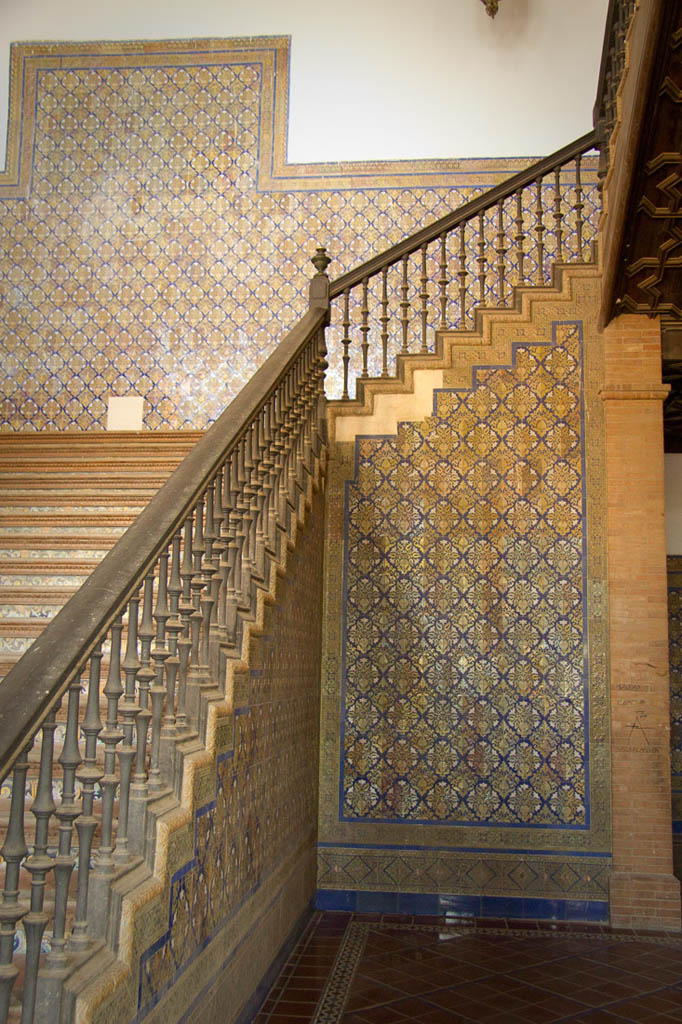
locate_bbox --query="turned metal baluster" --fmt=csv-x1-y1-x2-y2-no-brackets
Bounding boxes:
515,190,525,285
176,516,194,734
44,673,82,991
149,551,169,792
200,483,219,672
237,439,255,602
553,167,564,263
380,266,389,376
262,400,278,553
360,278,369,377
400,254,410,353
341,288,351,400
71,649,103,951
496,199,507,305
94,618,123,882
187,500,207,723
420,244,429,353
535,178,545,284
130,571,155,843
477,212,487,307
0,742,32,1021
575,154,584,260
22,710,58,1024
250,419,268,576
439,232,448,331
114,593,141,863
209,470,227,671
163,535,182,747
458,223,468,326
225,450,243,645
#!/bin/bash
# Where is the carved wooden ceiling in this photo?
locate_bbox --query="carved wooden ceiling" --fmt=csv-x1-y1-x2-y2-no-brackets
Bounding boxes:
611,5,682,321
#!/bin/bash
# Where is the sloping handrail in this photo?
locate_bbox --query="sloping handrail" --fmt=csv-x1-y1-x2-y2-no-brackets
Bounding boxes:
325,130,598,396
330,130,597,300
0,304,328,778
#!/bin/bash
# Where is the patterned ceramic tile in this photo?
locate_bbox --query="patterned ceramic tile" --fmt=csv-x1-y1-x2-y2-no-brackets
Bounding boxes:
341,325,587,828
318,275,610,900
0,39,599,430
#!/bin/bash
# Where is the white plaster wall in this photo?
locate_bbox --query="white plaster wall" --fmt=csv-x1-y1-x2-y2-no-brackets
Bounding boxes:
666,454,682,555
0,0,608,169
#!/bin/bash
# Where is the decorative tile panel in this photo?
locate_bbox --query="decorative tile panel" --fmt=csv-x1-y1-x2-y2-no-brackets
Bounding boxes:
0,39,599,430
341,324,587,828
318,274,610,900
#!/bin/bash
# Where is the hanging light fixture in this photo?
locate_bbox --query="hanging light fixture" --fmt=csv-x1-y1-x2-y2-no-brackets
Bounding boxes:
481,0,500,17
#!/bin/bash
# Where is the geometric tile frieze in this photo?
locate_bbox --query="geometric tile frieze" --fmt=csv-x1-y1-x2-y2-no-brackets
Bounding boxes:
316,847,610,899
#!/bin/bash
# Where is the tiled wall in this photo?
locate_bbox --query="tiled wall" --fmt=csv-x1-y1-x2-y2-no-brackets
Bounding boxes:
88,486,326,1024
0,38,598,430
318,275,611,916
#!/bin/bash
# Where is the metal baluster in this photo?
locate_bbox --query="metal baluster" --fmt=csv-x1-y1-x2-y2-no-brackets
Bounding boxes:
262,400,278,555
93,618,123,882
439,231,448,330
400,254,410,353
575,154,584,260
515,190,525,285
163,535,182,750
477,212,487,306
114,594,141,863
209,470,227,674
71,649,103,950
535,177,545,284
130,571,155,845
176,517,194,734
420,243,428,353
187,500,206,727
0,742,32,1020
21,711,57,1024
360,278,369,377
341,288,351,400
495,199,506,305
380,266,389,376
553,167,563,263
149,551,169,792
225,450,242,646
43,673,82,1001
200,484,219,673
458,223,468,326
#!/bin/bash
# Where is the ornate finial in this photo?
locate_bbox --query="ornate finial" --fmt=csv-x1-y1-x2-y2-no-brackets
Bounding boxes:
480,0,500,17
311,246,331,276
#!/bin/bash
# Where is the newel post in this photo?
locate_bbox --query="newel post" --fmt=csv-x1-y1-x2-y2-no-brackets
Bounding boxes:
309,246,331,321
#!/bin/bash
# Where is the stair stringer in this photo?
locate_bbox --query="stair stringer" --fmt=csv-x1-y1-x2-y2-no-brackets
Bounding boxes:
69,462,327,1024
330,260,601,443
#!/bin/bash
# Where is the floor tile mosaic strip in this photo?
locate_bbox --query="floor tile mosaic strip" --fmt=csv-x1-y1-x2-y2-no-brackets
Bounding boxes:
256,911,682,1024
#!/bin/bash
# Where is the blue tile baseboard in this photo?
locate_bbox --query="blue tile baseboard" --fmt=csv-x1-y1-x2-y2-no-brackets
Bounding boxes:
315,889,609,923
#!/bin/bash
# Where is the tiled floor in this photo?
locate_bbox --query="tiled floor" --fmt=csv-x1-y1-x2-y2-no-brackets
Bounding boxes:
254,911,682,1023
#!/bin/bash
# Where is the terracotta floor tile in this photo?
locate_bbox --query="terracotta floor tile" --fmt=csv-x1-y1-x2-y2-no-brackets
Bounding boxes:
258,914,682,1023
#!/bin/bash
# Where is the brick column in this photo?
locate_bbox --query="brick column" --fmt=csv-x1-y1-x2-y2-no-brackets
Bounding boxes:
601,313,681,931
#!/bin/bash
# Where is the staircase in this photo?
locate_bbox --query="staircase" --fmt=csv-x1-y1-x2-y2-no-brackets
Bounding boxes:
0,432,201,681
0,129,606,1024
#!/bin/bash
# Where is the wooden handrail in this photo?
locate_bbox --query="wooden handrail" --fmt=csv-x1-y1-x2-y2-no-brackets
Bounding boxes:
0,306,328,777
329,131,597,300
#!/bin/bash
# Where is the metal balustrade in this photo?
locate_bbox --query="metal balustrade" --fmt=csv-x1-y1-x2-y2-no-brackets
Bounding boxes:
0,262,330,1023
594,0,638,186
0,126,607,1020
325,132,599,399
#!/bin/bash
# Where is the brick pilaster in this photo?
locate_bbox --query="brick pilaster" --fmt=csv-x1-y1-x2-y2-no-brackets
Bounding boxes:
601,313,681,931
